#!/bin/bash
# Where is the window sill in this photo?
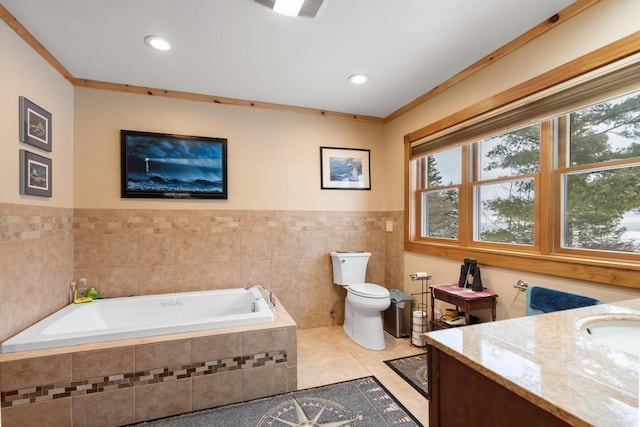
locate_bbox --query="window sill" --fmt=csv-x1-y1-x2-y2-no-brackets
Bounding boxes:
405,240,640,289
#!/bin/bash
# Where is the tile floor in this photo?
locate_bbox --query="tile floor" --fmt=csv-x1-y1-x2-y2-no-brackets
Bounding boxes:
297,325,429,426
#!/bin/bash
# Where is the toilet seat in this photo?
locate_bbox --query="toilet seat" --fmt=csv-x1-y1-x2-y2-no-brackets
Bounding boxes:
348,283,389,299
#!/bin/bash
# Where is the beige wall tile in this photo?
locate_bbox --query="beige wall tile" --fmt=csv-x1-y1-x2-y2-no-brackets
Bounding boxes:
2,398,71,427
209,232,241,262
138,233,175,266
135,378,191,422
299,230,327,258
287,365,297,391
72,388,134,427
242,328,287,355
269,231,299,259
242,364,288,401
192,370,242,411
135,340,191,372
1,354,71,390
191,333,242,362
175,262,210,292
72,346,134,380
99,234,138,268
175,232,209,264
99,266,140,297
210,261,241,289
138,265,177,295
286,326,298,368
240,259,272,288
241,232,270,260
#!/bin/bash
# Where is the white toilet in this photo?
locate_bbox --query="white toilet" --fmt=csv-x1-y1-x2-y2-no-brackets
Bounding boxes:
330,251,391,350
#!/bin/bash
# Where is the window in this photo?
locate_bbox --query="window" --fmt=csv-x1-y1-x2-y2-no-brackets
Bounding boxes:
405,49,640,288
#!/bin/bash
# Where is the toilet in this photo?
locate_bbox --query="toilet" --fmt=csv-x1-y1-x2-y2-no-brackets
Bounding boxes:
330,251,391,350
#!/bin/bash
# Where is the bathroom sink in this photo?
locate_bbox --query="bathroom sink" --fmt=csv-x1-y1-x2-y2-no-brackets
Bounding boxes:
581,316,640,356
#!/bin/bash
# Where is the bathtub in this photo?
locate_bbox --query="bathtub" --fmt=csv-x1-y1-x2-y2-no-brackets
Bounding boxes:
0,287,274,353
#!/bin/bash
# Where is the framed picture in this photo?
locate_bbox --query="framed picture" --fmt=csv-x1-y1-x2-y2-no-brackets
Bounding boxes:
320,147,371,190
20,150,52,197
121,130,228,199
19,96,52,152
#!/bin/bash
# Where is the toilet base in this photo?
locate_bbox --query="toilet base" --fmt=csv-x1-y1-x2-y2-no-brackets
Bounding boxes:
343,296,389,351
343,318,386,351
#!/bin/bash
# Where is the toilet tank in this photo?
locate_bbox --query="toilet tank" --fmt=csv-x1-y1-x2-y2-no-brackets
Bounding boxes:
330,252,371,285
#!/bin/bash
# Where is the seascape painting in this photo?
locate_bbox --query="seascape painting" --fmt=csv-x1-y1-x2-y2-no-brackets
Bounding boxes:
121,130,227,199
320,146,371,190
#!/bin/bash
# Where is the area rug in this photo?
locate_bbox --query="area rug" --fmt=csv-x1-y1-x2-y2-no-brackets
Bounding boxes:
384,353,429,399
130,376,422,426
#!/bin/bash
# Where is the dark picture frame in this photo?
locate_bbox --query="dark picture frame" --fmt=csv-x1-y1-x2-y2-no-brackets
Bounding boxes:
20,149,52,197
19,96,52,152
320,146,371,190
121,130,228,199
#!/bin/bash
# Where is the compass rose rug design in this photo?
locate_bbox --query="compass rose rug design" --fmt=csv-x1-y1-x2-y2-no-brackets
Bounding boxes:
384,353,429,399
131,376,421,426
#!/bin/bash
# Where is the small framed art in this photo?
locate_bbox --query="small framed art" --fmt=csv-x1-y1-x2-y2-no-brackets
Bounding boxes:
19,96,52,152
320,146,371,190
20,149,52,197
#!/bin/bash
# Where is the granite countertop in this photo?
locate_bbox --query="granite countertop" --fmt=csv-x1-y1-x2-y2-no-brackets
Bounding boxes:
424,298,640,426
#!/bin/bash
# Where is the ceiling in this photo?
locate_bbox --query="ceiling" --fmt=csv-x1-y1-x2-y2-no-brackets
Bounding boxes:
3,0,576,119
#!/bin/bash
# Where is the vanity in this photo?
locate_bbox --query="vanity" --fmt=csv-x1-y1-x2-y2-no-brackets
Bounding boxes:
424,298,640,426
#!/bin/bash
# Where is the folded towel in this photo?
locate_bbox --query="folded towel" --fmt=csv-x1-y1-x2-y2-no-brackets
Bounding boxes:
389,289,413,303
527,286,600,315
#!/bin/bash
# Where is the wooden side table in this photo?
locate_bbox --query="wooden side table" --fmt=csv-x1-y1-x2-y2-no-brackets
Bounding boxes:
430,283,498,330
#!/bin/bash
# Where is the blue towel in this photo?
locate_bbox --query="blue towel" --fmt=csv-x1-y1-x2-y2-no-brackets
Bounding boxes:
527,286,600,315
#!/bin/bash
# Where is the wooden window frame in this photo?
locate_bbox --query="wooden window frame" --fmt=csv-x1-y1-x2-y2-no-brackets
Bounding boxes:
404,33,640,289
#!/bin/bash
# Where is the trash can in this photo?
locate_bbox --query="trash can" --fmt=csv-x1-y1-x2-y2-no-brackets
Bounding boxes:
384,300,412,338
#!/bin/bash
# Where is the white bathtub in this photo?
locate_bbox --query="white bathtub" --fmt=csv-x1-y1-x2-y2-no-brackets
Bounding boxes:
0,287,274,353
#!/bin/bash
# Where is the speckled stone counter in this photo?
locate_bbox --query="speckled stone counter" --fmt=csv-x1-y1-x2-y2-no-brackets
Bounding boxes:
424,298,640,426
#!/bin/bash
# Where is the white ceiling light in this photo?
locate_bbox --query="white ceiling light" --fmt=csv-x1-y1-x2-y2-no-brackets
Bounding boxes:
348,74,369,85
274,0,304,16
144,35,171,51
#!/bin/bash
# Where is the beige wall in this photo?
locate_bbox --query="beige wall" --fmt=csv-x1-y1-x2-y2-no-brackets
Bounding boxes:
74,88,384,211
390,0,640,316
0,20,74,208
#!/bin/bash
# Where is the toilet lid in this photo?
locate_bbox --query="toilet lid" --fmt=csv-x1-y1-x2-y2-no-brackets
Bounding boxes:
348,283,390,298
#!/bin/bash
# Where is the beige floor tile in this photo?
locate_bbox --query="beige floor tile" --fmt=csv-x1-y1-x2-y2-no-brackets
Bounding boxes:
297,326,429,425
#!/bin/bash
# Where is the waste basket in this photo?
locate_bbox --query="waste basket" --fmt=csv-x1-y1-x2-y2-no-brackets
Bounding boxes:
384,300,412,338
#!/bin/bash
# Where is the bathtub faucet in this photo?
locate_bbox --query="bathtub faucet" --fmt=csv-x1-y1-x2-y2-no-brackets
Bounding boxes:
245,284,276,309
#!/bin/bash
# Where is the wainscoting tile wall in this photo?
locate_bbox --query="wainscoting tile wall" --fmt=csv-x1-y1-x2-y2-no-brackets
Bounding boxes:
73,209,404,330
0,203,404,342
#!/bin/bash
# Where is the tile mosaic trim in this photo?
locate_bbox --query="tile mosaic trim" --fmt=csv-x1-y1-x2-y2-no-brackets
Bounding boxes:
0,350,287,408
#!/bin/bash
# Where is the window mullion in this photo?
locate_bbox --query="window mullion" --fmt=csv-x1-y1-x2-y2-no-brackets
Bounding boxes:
539,120,554,254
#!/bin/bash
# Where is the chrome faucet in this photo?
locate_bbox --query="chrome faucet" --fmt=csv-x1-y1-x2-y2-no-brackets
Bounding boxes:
245,284,276,309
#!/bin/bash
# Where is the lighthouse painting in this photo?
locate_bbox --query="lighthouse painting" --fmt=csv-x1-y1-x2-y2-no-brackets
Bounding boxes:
121,130,227,199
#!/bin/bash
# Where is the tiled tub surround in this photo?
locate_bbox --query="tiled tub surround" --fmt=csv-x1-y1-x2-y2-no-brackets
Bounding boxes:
73,208,404,330
425,298,640,426
0,204,73,343
0,301,297,427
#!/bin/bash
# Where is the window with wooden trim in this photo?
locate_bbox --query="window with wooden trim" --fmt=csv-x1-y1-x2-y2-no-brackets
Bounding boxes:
405,52,640,287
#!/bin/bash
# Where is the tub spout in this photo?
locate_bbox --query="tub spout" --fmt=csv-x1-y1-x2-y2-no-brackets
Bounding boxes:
246,284,276,309
265,289,276,309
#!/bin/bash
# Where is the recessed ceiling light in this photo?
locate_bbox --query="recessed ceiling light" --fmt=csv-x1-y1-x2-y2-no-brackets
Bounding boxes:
274,0,304,16
348,74,369,85
144,35,171,51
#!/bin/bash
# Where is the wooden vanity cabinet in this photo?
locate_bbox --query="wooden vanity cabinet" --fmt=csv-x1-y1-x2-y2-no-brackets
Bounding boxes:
427,345,573,427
